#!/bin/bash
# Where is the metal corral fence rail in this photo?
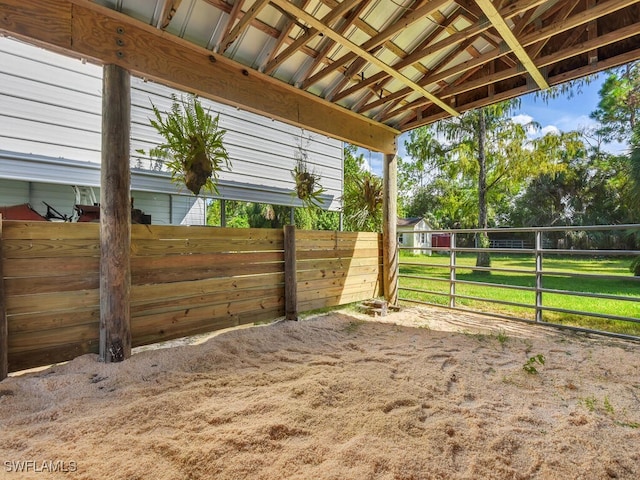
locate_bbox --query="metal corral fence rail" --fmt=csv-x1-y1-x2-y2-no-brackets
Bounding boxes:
398,224,640,341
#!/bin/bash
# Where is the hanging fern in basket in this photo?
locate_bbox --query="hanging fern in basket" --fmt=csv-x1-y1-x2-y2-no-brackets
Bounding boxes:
141,94,231,196
291,133,326,208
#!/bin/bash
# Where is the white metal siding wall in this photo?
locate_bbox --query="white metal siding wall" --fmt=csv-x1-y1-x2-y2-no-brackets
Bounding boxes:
131,78,343,210
0,179,29,206
0,38,102,162
0,37,343,212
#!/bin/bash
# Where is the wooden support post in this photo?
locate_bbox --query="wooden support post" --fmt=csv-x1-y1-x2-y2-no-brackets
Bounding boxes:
99,64,132,363
0,214,8,380
284,224,298,320
383,151,399,305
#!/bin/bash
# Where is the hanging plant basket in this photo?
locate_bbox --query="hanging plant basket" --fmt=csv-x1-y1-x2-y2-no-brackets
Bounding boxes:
291,133,326,208
141,94,231,196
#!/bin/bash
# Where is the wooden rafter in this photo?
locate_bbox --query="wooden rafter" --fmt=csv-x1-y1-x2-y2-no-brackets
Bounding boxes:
270,0,459,116
302,0,452,89
0,0,398,152
219,0,270,53
326,0,549,107
260,0,312,70
156,0,182,29
219,0,246,50
264,0,361,75
475,0,549,89
295,0,372,84
401,19,640,130
339,0,639,118
332,6,464,104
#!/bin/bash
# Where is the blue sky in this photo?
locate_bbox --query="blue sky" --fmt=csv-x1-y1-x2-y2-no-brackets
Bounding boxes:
360,72,627,176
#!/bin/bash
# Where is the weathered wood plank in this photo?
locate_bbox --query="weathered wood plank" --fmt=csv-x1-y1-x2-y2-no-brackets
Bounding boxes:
297,248,382,260
3,256,100,278
5,274,99,296
296,256,382,271
133,294,284,334
132,261,283,286
8,307,99,334
295,239,381,250
100,63,131,363
131,237,282,256
298,288,382,312
130,250,284,270
296,230,380,242
131,272,285,305
284,225,297,321
297,274,380,294
296,264,380,282
1,221,99,240
132,305,283,347
131,286,283,317
0,215,7,380
8,340,98,373
131,224,284,241
2,238,100,259
8,321,98,353
6,289,99,316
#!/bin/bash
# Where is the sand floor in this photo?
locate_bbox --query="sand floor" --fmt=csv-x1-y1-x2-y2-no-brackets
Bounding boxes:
0,306,639,479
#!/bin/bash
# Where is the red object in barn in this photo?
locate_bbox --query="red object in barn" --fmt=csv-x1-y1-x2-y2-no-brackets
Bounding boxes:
432,233,451,249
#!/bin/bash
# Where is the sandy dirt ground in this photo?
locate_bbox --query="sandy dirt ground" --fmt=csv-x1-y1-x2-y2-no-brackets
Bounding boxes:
1,306,639,479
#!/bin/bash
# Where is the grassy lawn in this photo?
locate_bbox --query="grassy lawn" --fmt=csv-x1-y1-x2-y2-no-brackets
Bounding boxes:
399,252,640,336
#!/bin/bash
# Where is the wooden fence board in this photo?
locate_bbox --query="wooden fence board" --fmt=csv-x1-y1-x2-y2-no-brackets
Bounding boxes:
131,273,284,305
131,237,282,256
296,256,381,271
8,322,98,353
8,308,99,334
6,289,99,316
5,274,99,296
3,256,101,278
2,221,99,240
131,225,284,241
1,223,381,373
2,238,101,258
9,341,98,373
132,262,283,286
296,264,380,282
297,248,382,260
130,286,283,316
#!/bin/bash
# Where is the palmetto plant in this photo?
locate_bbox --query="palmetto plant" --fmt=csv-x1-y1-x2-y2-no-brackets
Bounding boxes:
144,94,230,195
342,171,383,231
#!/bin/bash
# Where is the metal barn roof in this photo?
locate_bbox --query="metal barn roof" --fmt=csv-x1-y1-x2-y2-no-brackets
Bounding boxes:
2,0,640,152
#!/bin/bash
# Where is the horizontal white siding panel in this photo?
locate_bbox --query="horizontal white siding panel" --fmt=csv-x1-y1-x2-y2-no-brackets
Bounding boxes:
1,37,343,211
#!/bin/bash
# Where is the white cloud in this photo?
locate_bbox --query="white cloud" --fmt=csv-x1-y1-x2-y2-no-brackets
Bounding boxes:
511,114,534,125
540,125,560,136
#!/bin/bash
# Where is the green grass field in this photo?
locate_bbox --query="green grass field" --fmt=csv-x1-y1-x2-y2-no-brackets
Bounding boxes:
399,252,640,336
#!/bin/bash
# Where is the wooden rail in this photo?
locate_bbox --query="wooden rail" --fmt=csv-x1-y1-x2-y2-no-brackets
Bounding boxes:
0,221,382,375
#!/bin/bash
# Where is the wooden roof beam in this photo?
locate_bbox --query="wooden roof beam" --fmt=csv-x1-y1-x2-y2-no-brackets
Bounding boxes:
219,0,246,51
0,0,398,153
302,0,451,89
405,45,640,130
353,0,640,114
155,0,182,29
260,0,313,70
399,21,640,129
332,6,464,103
326,0,548,101
474,0,549,89
219,0,270,53
295,0,373,84
270,0,459,116
263,0,362,75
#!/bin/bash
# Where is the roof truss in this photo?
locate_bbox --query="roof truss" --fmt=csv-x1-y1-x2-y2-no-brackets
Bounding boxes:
1,0,639,149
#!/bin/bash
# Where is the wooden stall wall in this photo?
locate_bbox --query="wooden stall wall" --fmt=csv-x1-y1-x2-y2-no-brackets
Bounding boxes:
1,221,382,374
296,231,383,312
